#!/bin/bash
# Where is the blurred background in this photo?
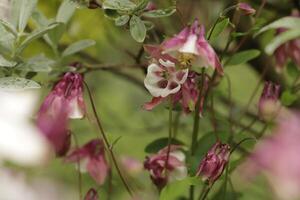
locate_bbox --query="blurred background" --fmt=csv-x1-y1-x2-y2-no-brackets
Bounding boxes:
1,0,299,199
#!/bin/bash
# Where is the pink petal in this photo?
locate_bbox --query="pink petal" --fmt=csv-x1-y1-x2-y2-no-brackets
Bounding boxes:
143,97,164,110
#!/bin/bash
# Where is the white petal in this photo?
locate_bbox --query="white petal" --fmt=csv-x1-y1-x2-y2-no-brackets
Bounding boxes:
179,35,199,55
68,99,84,119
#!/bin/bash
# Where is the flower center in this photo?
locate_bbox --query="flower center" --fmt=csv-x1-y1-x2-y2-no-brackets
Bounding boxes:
178,53,196,68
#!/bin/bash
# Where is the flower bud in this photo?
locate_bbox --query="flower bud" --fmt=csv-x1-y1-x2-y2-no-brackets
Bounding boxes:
84,188,99,200
237,3,256,15
258,82,281,120
144,145,187,189
196,142,230,185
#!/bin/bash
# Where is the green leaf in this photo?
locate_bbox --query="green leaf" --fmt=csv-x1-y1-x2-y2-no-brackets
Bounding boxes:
47,23,66,47
281,90,298,106
0,77,40,91
287,62,300,78
265,29,300,55
130,15,146,43
0,55,17,67
11,0,38,32
226,49,261,66
255,17,300,37
0,19,17,37
160,177,202,200
16,23,61,54
142,7,176,18
133,0,149,12
32,10,66,47
16,54,54,72
0,24,15,53
144,137,184,153
115,15,130,26
62,39,96,57
208,18,230,40
56,0,77,24
103,0,136,11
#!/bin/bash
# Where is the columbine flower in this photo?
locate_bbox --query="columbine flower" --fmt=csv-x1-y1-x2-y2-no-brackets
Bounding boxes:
258,82,281,120
37,72,85,156
143,71,209,116
84,188,99,200
242,113,300,200
0,90,51,166
144,145,187,189
237,3,256,15
144,59,188,98
65,139,110,185
196,142,230,185
161,19,223,74
38,72,85,120
274,11,300,71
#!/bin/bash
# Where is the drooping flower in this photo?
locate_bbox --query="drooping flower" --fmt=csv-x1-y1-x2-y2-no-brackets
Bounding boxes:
274,11,300,71
161,19,223,74
241,112,300,200
39,72,85,119
65,139,110,185
0,90,51,166
196,142,230,185
258,82,281,120
37,72,85,156
144,59,188,98
84,188,99,200
237,3,256,15
144,145,187,189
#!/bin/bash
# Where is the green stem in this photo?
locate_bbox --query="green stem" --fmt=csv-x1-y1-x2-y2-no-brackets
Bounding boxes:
165,96,173,169
72,133,83,200
189,68,206,200
84,81,133,197
190,68,206,155
198,185,211,200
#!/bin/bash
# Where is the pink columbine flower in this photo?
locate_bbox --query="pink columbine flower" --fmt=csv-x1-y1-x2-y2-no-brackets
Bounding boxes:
144,145,187,189
161,19,223,74
65,139,109,185
196,142,230,185
242,113,300,200
144,59,189,98
274,11,300,71
258,82,281,120
38,72,85,120
237,3,256,15
84,188,99,200
37,72,85,156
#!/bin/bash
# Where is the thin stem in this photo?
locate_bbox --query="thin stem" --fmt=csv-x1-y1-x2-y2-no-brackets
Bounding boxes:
198,185,211,200
190,68,206,155
72,133,83,200
173,111,181,139
189,68,206,200
165,96,173,170
83,81,133,197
